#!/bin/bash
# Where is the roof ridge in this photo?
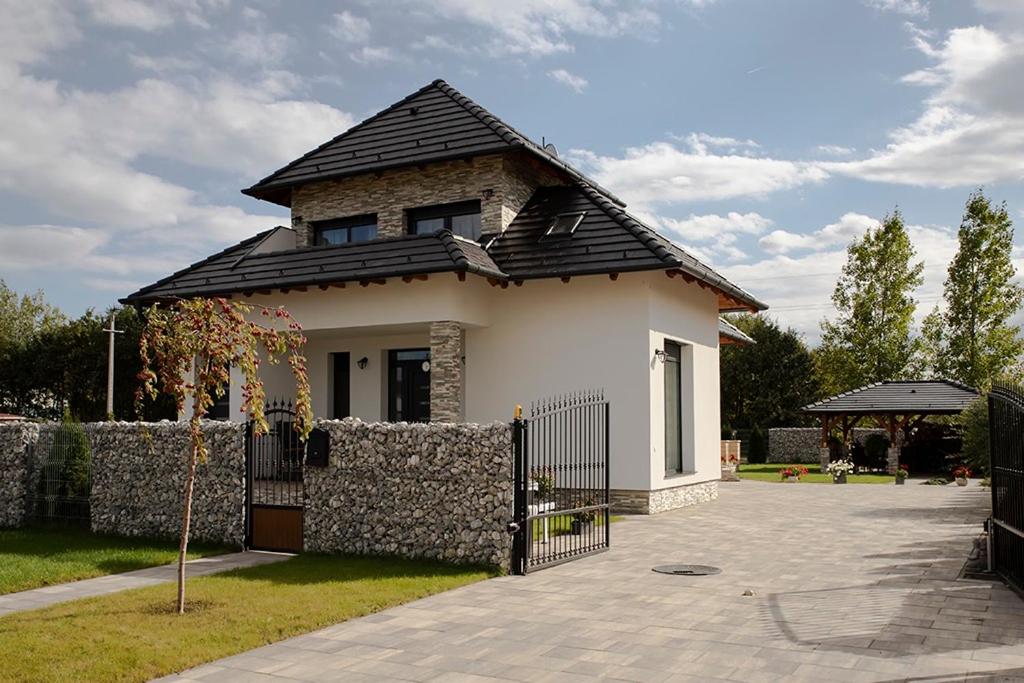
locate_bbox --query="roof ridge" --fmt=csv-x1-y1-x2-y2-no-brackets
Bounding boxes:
436,229,470,269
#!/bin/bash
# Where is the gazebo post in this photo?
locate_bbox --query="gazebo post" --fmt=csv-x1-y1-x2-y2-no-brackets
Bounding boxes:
886,415,900,475
819,415,832,473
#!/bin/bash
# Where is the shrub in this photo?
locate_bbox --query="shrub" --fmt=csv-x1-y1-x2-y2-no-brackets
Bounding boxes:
748,426,767,464
958,396,989,477
863,434,890,471
39,413,92,499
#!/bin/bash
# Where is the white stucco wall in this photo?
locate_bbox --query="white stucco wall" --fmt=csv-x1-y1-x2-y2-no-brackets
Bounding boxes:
222,269,722,492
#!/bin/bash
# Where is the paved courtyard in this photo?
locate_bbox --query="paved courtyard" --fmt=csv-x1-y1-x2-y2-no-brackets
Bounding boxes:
164,480,1024,682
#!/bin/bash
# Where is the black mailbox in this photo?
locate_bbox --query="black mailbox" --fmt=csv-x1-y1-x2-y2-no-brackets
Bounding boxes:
306,428,330,467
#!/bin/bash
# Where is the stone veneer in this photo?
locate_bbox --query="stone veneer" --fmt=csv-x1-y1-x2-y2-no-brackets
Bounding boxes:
304,419,512,567
0,422,38,528
610,479,719,515
290,152,557,247
430,321,464,422
88,421,247,546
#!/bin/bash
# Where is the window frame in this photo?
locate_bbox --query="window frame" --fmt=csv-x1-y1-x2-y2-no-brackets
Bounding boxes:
663,340,683,476
406,200,482,240
311,213,379,246
542,211,586,239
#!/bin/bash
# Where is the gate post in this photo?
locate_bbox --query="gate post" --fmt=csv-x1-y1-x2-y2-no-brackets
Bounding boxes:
244,420,253,550
510,408,528,575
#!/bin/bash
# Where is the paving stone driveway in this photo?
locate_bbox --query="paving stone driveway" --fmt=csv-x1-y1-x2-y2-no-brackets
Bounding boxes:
165,480,1024,682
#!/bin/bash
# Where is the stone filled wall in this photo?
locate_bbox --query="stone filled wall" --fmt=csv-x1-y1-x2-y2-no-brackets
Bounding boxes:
88,421,246,546
610,479,718,515
304,419,512,567
0,422,38,527
768,427,899,463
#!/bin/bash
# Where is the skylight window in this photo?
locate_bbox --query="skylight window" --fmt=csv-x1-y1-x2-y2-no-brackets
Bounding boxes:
544,212,585,238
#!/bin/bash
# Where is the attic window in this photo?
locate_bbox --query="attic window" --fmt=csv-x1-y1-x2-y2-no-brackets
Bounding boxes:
544,212,585,238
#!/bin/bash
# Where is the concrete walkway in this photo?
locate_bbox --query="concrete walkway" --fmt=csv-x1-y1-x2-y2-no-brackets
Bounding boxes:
0,550,288,616
165,481,1024,682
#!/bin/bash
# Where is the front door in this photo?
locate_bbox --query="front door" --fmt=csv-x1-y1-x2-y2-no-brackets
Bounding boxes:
388,349,431,422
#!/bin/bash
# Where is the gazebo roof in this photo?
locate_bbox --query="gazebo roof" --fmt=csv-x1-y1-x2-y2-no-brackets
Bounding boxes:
803,380,979,416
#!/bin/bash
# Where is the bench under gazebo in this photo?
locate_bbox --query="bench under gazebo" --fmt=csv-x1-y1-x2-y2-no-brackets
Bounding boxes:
803,380,979,473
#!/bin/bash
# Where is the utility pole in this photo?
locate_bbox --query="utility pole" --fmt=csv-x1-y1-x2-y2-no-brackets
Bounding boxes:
104,312,124,420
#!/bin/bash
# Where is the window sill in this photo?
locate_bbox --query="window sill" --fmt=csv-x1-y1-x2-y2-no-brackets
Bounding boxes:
663,470,697,480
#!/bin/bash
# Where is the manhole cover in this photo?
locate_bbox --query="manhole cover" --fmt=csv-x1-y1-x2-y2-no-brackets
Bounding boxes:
652,564,721,576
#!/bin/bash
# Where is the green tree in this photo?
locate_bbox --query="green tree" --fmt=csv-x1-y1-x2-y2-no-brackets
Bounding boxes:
720,314,821,430
138,298,312,614
817,210,924,392
0,279,64,349
958,396,989,477
936,191,1023,389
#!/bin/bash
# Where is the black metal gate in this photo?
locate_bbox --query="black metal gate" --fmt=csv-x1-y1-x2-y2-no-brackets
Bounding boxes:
510,390,610,574
245,401,304,552
990,383,1024,590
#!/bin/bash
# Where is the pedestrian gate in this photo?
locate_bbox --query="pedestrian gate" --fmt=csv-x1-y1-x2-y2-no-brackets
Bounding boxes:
246,401,304,552
510,390,610,574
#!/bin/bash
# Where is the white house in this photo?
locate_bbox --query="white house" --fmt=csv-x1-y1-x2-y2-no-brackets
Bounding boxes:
124,79,767,513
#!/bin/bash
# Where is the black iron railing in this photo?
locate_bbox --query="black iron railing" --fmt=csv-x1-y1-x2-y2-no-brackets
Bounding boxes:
511,390,610,574
990,383,1024,591
25,422,93,526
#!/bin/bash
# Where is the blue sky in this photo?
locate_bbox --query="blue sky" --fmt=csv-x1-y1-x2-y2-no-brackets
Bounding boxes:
1,0,1022,342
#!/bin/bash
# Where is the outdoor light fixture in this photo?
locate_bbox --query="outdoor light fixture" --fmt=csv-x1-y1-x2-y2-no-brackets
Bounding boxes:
357,356,369,370
654,349,667,363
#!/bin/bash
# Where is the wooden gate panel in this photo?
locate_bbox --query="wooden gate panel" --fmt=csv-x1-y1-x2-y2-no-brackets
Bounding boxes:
250,505,303,553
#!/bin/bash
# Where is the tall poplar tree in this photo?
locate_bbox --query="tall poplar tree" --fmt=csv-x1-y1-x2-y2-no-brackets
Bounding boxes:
935,190,1023,389
817,210,924,391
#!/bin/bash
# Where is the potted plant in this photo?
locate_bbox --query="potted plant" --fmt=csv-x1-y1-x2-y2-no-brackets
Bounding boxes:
780,466,808,482
826,458,854,484
570,497,596,534
953,466,971,486
895,465,909,485
721,451,740,481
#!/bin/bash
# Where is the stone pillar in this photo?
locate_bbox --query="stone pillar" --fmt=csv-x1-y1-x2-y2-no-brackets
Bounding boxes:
886,446,900,475
292,214,310,247
430,321,464,422
819,447,831,473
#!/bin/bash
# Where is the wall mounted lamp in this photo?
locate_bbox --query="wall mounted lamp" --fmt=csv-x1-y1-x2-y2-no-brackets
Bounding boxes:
357,356,369,370
653,349,667,363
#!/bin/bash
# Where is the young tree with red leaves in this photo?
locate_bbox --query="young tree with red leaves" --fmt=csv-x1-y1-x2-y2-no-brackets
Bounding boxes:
136,298,312,613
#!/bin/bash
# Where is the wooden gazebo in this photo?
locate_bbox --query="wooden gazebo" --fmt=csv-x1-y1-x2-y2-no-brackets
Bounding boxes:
803,380,979,473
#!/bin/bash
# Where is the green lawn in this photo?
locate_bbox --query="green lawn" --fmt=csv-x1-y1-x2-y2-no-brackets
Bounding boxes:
531,513,623,541
0,553,494,683
738,463,896,484
0,527,229,595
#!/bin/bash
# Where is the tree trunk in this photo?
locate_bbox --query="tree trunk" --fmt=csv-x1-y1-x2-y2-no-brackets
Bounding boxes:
177,440,199,614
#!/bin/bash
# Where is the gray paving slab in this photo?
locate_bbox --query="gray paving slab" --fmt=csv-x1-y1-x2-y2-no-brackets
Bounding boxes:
0,550,289,616
159,480,1024,681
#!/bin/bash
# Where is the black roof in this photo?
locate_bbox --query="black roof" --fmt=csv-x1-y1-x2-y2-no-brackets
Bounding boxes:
489,185,766,311
803,380,979,415
123,229,504,302
244,79,624,208
719,317,755,345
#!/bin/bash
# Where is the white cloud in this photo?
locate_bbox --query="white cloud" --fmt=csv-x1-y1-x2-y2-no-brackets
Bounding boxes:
676,133,760,155
83,0,228,31
759,212,877,254
417,0,660,56
827,25,1024,187
350,46,402,65
0,225,179,275
863,0,929,17
548,68,588,93
815,144,856,156
637,211,773,263
223,30,292,67
330,11,372,43
568,141,828,206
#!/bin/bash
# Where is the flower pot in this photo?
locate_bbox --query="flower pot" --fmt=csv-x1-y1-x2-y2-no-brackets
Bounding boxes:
833,472,847,484
570,519,591,535
787,475,799,483
956,477,969,487
895,478,906,485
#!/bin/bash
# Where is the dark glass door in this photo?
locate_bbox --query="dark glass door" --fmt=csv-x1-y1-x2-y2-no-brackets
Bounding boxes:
331,352,350,419
388,349,431,422
664,341,683,474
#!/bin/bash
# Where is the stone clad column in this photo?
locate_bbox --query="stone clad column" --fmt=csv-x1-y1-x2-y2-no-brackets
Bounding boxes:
430,321,464,422
887,446,900,475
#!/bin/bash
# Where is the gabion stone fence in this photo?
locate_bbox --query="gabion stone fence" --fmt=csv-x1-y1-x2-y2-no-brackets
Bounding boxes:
768,427,897,464
0,418,514,568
